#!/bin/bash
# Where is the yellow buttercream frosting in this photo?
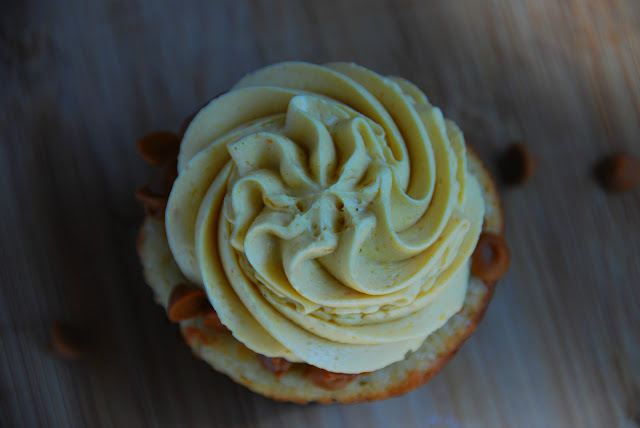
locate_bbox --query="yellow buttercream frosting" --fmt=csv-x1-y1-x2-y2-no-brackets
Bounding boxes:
166,62,485,373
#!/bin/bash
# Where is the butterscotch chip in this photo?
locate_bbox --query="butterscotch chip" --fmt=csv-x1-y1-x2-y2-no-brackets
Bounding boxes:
144,204,164,221
498,143,535,185
134,186,168,220
146,159,178,196
471,232,510,283
161,159,178,194
202,310,230,333
306,367,358,390
136,131,181,166
167,284,212,322
595,154,640,192
49,321,86,360
135,159,179,220
258,355,293,377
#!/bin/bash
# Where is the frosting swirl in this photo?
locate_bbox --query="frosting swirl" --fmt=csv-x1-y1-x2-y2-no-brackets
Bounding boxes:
166,62,485,373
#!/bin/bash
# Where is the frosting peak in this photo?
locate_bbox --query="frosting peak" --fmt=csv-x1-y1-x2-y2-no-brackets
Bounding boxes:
166,62,484,373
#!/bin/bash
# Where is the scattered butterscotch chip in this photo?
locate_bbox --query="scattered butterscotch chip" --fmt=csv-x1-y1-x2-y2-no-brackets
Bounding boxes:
167,284,212,322
471,232,510,283
136,131,181,166
202,310,231,333
49,321,86,360
161,159,179,193
144,204,164,220
306,367,358,390
135,158,178,221
595,154,640,192
134,186,168,220
258,355,293,377
145,159,178,196
498,143,535,185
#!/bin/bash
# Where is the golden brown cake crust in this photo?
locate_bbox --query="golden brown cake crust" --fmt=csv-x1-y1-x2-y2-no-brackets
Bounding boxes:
136,146,505,404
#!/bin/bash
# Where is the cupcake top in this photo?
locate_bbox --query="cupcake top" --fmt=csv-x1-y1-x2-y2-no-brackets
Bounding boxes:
166,62,484,373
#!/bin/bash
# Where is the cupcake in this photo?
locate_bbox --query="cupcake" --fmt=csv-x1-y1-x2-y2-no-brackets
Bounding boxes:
136,62,509,403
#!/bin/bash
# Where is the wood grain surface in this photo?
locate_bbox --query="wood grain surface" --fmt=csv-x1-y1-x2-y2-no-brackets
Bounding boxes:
1,0,639,426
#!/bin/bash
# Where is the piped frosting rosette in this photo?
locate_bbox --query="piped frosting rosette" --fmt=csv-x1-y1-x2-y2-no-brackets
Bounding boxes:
166,62,485,373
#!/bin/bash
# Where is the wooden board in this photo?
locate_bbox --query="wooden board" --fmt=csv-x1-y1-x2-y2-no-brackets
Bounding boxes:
1,0,639,426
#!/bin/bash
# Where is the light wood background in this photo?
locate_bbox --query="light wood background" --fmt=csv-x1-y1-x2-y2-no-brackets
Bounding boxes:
1,0,639,427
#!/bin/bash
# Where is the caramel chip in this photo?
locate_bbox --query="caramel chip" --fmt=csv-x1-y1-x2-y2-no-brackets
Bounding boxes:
306,367,358,390
135,158,179,220
471,232,510,283
595,154,640,192
136,131,181,166
202,310,231,333
167,284,212,322
146,158,178,197
134,186,168,220
498,143,535,185
258,355,293,377
49,321,86,360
